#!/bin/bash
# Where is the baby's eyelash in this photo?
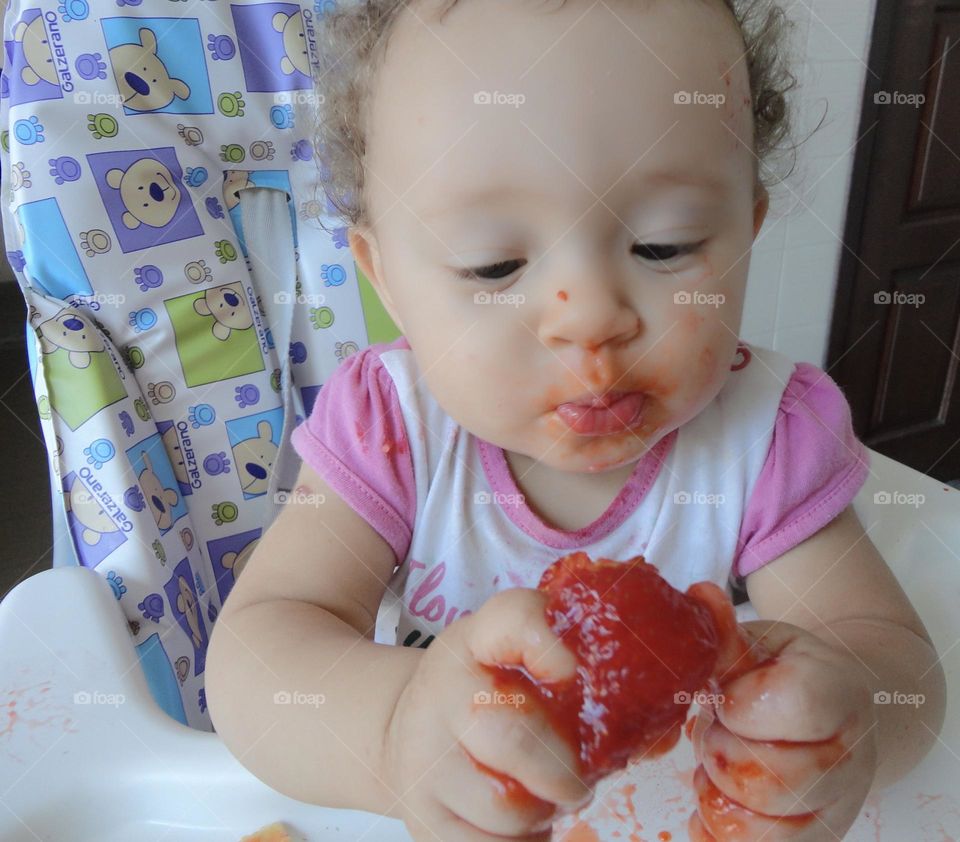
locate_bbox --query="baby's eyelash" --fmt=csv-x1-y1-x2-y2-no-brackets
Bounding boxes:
456,241,706,281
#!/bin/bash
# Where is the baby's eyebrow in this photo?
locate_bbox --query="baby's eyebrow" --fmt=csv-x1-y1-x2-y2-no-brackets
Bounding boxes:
421,169,728,221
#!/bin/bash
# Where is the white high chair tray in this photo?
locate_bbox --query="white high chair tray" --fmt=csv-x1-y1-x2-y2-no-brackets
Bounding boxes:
1,450,959,841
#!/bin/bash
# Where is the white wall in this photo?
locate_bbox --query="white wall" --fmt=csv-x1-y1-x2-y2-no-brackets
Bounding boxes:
740,0,879,366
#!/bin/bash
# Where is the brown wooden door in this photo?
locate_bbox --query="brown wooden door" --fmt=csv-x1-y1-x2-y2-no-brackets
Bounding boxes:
828,0,960,481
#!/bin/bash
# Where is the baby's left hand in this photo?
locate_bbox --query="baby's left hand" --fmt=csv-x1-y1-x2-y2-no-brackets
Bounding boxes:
688,619,880,841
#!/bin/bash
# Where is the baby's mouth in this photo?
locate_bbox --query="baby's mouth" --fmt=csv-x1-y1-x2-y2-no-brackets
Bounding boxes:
555,391,647,436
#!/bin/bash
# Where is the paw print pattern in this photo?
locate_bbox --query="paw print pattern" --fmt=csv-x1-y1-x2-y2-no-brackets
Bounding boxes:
270,368,281,393
152,539,165,565
202,452,231,476
332,227,349,249
289,341,307,364
206,34,236,61
335,340,360,361
118,410,134,436
139,593,164,622
321,263,346,287
147,381,176,404
184,260,212,284
300,199,322,219
185,167,208,187
180,528,194,551
250,140,275,161
207,603,217,624
87,113,117,140
219,144,245,164
124,485,145,511
270,105,294,130
205,197,224,219
57,0,89,22
291,139,313,161
217,91,245,118
310,306,334,330
177,124,203,146
106,570,127,599
128,308,158,333
49,156,81,185
188,403,216,428
124,345,145,370
75,52,107,80
214,240,237,263
133,265,163,292
211,501,238,526
134,397,150,422
80,229,111,256
84,438,116,468
234,384,259,408
14,116,44,145
10,162,31,190
198,687,207,713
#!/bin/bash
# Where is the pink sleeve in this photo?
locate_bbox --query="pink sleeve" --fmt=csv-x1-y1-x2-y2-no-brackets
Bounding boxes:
733,362,871,579
290,346,416,567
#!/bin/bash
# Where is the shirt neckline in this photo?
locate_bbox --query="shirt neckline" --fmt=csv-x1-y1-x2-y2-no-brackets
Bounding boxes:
475,429,678,548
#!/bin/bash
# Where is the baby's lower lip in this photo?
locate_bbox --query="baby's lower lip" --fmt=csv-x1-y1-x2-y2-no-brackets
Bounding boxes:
556,392,647,436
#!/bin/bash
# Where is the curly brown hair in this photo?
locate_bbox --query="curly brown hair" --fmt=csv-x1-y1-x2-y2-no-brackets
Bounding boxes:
310,0,800,233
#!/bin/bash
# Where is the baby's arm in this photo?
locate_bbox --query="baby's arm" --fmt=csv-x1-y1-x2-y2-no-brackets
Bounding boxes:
744,503,947,791
205,461,419,815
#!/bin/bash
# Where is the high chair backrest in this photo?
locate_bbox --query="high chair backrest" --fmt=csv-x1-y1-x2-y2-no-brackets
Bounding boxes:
0,0,400,730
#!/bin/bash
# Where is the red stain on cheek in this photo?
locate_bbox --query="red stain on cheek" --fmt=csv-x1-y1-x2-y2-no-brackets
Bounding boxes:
557,290,568,301
658,832,673,841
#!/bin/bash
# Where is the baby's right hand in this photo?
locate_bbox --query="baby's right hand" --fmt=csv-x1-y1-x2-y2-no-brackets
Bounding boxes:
382,588,593,842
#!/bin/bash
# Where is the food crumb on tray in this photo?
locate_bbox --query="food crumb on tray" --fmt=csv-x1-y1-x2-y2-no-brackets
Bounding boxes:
240,822,295,842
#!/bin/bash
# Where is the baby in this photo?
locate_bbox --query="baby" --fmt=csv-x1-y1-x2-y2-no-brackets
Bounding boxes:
206,0,947,839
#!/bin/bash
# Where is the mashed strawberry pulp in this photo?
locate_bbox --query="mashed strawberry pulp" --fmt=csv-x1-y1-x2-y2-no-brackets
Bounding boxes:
482,552,765,796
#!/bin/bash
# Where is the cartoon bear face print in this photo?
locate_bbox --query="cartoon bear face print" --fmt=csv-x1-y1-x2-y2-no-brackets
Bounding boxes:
272,11,310,77
176,574,202,648
65,479,119,546
108,28,191,112
36,310,106,369
222,170,253,211
231,420,276,496
222,537,260,582
193,283,254,341
138,450,179,532
14,15,57,87
106,157,182,230
160,425,188,486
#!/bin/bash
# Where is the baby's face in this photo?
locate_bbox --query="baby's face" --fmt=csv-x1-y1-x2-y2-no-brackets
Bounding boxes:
353,0,768,474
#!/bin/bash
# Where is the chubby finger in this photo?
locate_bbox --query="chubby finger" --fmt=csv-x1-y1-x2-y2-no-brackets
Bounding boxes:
459,700,593,808
693,764,871,842
468,588,578,681
404,799,552,842
697,717,871,816
432,743,557,837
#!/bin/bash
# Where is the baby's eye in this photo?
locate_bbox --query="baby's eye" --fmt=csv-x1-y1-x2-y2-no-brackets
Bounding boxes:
456,259,526,281
632,241,704,263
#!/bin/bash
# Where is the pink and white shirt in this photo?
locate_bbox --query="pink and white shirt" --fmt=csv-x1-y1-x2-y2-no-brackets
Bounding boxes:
291,336,871,647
